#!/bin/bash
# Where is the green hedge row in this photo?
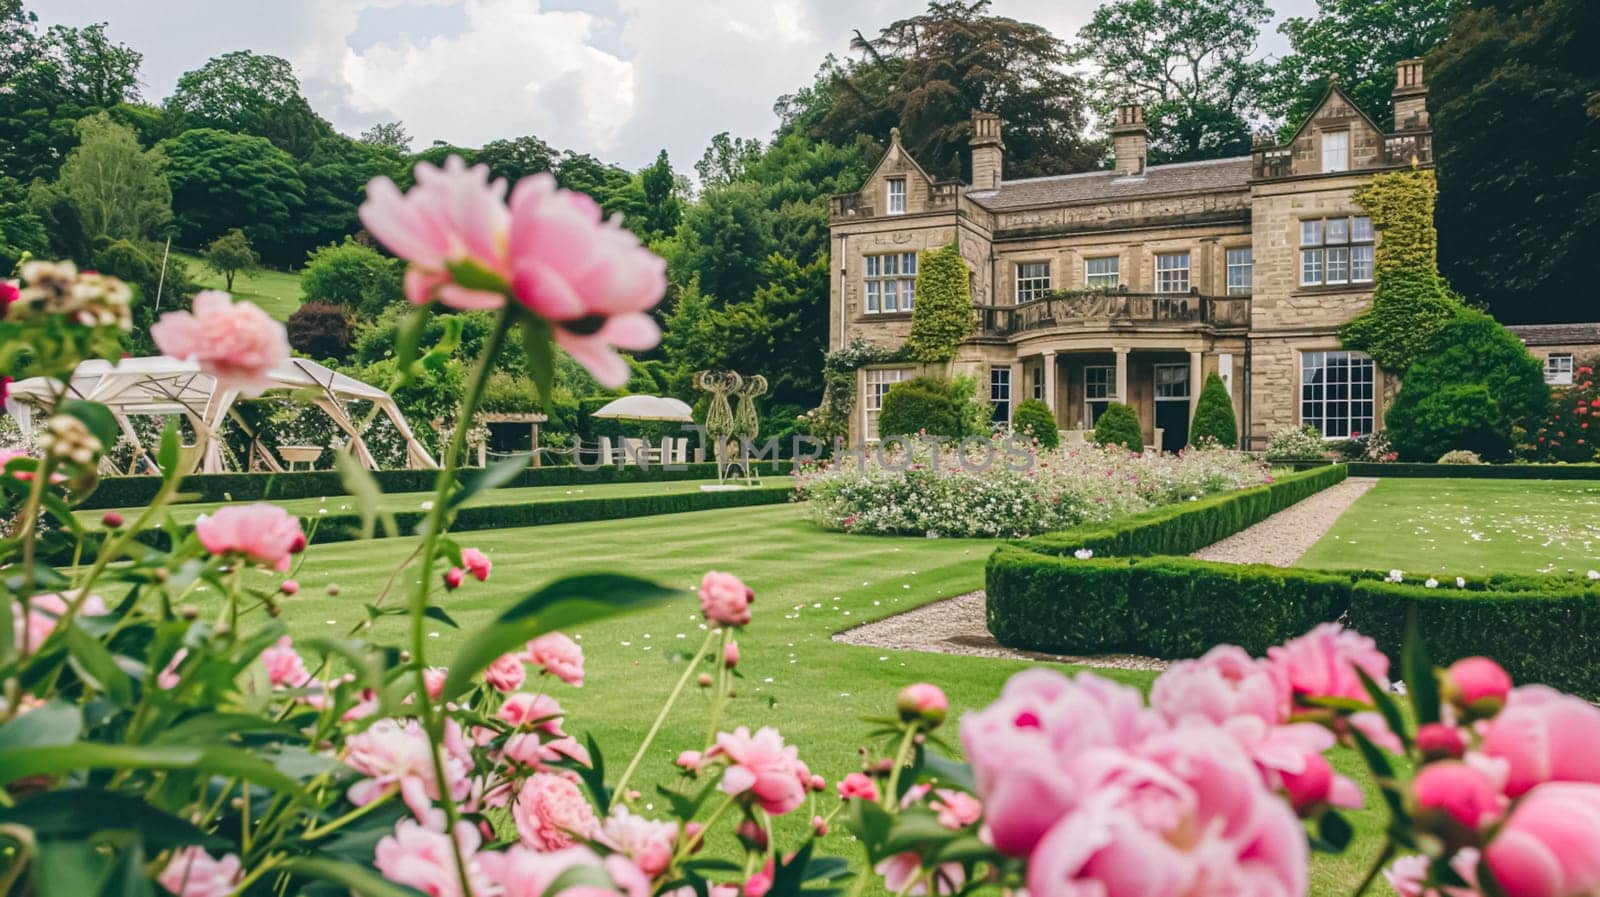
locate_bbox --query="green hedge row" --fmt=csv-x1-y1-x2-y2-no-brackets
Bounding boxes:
986,551,1600,695
78,461,793,510
57,483,795,564
1343,462,1600,479
1016,465,1347,559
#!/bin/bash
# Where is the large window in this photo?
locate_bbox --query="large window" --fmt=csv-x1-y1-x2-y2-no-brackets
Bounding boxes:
990,367,1012,424
1226,247,1253,295
1546,354,1575,385
1085,256,1120,290
1300,216,1374,287
1031,366,1043,400
1322,131,1350,173
1155,252,1190,293
1015,262,1051,303
1084,364,1114,426
864,252,917,314
863,368,910,440
886,178,906,215
1301,351,1375,438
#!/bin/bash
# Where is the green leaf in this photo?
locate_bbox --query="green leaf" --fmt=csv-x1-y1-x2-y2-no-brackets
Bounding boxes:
64,624,134,706
34,839,106,897
883,810,961,854
423,606,459,629
448,453,531,510
0,700,81,748
573,732,610,810
767,839,816,897
0,743,309,801
441,574,677,698
334,451,397,540
1348,726,1409,824
59,400,118,454
444,258,510,295
281,856,430,897
920,751,976,792
1317,811,1354,853
158,418,180,482
930,835,995,864
847,800,894,862
1357,667,1411,753
149,712,298,745
1402,607,1441,727
394,303,432,384
540,864,618,897
0,788,224,850
522,318,555,412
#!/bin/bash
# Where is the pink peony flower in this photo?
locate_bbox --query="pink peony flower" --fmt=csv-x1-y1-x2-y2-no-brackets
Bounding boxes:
707,726,810,815
151,291,289,395
359,156,511,309
158,648,188,690
496,845,651,897
280,578,299,596
1481,686,1600,796
1265,623,1390,706
13,591,108,653
877,852,965,896
897,682,949,727
1413,761,1508,831
1151,645,1287,728
423,667,448,701
1417,723,1468,761
513,772,600,850
158,847,242,897
745,861,774,897
528,632,585,686
1446,657,1513,716
1484,783,1600,897
676,750,703,772
601,809,679,878
260,636,310,688
486,653,527,692
345,718,472,823
194,503,305,572
500,692,566,734
723,640,740,669
375,819,502,897
699,571,753,627
930,789,983,829
1386,851,1480,897
837,772,879,802
445,567,466,590
459,547,492,582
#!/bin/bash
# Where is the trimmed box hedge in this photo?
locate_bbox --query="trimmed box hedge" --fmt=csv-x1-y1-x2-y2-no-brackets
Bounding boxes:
77,461,793,510
1343,461,1600,479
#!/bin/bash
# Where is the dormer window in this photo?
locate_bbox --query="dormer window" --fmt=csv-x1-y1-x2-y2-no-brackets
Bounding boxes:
1322,131,1349,173
886,178,906,215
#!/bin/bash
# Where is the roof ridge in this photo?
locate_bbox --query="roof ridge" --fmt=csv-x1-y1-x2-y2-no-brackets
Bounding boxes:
987,155,1251,188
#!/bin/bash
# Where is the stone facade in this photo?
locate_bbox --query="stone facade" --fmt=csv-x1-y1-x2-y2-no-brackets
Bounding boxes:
828,63,1438,450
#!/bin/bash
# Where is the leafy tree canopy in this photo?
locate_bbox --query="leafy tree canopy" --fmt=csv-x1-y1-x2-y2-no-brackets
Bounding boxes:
359,121,412,155
202,228,257,291
157,127,306,261
56,112,171,244
165,51,334,157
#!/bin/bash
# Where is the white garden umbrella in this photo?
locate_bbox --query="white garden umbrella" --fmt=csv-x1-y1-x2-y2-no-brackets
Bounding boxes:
590,395,695,422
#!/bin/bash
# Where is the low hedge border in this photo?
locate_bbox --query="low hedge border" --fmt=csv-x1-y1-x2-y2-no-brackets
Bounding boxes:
77,461,793,510
1273,459,1600,479
985,463,1600,696
54,483,795,564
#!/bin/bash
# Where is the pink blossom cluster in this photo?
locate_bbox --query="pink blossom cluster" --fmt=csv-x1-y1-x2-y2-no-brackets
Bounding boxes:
358,156,667,387
194,503,306,572
150,290,290,395
12,591,108,654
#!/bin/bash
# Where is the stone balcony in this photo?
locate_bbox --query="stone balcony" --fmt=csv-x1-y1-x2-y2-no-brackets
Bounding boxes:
975,290,1251,338
1252,130,1432,180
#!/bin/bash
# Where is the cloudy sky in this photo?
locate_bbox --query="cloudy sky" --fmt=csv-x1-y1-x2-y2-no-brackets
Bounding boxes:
36,0,1319,173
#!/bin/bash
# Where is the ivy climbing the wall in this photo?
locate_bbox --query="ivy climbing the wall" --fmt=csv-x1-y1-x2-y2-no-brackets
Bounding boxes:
906,241,975,362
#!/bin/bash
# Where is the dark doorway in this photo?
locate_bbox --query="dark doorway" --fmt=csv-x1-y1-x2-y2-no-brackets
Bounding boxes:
1154,364,1191,452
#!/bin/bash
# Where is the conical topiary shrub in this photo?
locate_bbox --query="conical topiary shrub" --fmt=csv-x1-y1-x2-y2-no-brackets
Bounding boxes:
1092,402,1143,451
1189,372,1237,448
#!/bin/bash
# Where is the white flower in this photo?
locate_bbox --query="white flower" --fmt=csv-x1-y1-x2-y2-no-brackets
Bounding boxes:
1456,577,1467,588
1386,569,1404,584
1425,578,1439,589
1588,570,1599,581
1074,548,1093,560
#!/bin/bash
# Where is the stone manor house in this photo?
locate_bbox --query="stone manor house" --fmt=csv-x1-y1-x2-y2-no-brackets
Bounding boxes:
828,60,1454,451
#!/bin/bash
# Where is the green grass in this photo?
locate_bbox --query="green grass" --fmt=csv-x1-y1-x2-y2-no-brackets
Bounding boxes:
1298,478,1600,575
173,250,304,320
190,500,1385,895
84,477,795,527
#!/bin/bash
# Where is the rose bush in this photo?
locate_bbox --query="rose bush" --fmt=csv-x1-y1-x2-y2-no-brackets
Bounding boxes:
1,158,1595,897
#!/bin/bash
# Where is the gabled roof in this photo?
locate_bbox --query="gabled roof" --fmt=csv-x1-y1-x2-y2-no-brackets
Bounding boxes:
964,156,1253,212
1507,323,1600,348
858,127,936,191
1276,79,1387,151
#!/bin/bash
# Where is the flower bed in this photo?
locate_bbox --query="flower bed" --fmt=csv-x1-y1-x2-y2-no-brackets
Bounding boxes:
795,441,1271,538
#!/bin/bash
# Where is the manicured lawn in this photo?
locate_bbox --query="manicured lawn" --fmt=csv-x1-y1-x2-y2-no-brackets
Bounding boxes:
84,476,795,527
186,499,1385,896
1298,478,1600,575
173,250,304,320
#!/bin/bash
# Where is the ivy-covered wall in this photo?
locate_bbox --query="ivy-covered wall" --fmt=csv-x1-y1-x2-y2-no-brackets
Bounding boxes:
905,241,974,363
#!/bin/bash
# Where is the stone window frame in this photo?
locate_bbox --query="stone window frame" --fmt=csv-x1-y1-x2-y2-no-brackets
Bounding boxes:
1321,129,1350,173
1015,261,1051,304
1154,251,1191,294
1299,215,1374,288
1545,353,1574,386
1225,247,1253,295
990,367,1012,424
886,177,907,215
863,366,912,441
1085,256,1120,290
1300,350,1375,439
863,252,918,315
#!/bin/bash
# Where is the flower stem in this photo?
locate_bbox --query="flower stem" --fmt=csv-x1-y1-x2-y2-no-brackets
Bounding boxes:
1352,839,1395,897
881,727,918,810
613,628,717,811
704,627,732,747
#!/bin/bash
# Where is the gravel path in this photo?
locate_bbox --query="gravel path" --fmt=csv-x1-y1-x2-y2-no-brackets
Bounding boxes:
835,478,1379,667
1190,476,1379,566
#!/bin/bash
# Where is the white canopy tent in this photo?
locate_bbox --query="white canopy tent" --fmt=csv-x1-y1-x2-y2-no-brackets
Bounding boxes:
3,356,438,475
590,395,695,422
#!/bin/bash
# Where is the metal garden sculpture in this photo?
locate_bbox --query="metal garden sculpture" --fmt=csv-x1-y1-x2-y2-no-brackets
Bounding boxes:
731,374,767,483
696,370,741,484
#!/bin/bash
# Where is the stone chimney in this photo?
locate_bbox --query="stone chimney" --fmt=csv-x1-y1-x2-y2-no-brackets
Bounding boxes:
970,111,1004,189
1111,104,1149,176
1392,58,1429,130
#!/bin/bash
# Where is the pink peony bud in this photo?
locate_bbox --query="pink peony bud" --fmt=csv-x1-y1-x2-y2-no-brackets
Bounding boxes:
809,774,826,793
1445,657,1512,718
1280,752,1336,814
744,862,774,897
444,567,465,590
1416,723,1467,761
101,511,123,529
812,815,828,837
280,579,299,596
460,547,492,582
1413,761,1507,843
724,640,740,669
423,667,447,701
736,819,768,850
697,673,714,688
699,571,753,627
676,750,703,771
837,772,879,802
897,682,949,729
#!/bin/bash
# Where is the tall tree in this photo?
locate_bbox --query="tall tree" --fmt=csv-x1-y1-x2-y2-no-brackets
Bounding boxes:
1076,0,1271,164
478,135,558,184
165,51,333,157
791,0,1098,180
638,150,683,241
295,135,405,258
55,112,171,243
202,228,257,291
1270,0,1457,129
158,128,305,262
1430,0,1599,323
695,133,763,189
41,22,143,108
359,121,412,155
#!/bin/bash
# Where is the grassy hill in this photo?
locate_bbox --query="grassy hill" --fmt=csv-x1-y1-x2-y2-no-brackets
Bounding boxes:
172,250,304,320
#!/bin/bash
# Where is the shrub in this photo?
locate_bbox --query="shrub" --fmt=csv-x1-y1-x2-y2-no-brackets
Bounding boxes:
1091,402,1142,450
1012,398,1059,449
905,242,974,362
1532,360,1600,462
300,238,404,317
285,301,356,361
1128,560,1353,657
1386,308,1549,461
202,227,257,291
986,549,1135,652
1437,449,1483,465
878,376,983,439
1264,425,1327,461
1188,372,1237,448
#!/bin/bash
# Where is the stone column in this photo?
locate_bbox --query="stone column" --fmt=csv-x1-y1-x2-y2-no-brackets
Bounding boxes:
1009,360,1024,424
1043,351,1058,420
1113,348,1129,403
1189,350,1204,417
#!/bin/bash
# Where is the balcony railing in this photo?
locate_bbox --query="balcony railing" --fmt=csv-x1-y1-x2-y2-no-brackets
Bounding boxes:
975,291,1250,336
1252,130,1433,179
